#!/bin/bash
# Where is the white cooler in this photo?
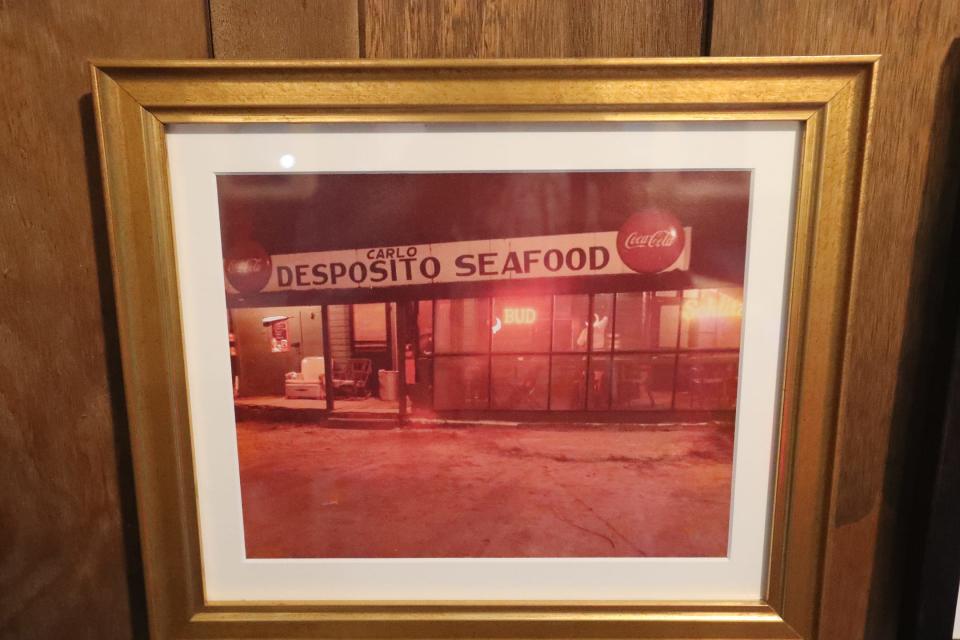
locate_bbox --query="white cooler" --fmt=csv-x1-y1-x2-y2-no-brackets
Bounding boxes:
284,356,326,399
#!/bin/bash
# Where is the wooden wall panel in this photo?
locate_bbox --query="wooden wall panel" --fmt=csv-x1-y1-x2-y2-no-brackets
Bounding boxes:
711,2,960,639
28,1,948,639
363,0,704,58
210,0,359,58
0,2,209,639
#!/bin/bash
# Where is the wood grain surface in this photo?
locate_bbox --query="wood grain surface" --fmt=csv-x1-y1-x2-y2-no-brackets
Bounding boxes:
0,3,702,639
0,2,209,639
362,0,704,58
210,0,359,58
712,1,960,639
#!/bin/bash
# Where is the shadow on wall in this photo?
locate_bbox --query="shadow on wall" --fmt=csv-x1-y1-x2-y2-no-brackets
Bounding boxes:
893,37,960,640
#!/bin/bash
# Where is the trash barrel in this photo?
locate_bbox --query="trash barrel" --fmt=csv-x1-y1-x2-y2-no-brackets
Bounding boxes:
378,369,400,401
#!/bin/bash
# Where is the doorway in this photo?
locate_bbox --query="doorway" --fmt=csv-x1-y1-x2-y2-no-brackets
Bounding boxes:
326,303,402,417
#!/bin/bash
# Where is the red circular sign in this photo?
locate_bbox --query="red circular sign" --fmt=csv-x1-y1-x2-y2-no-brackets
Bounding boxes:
224,239,272,294
616,210,685,274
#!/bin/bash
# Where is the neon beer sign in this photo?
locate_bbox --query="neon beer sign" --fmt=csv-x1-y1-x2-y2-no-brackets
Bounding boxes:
503,307,537,325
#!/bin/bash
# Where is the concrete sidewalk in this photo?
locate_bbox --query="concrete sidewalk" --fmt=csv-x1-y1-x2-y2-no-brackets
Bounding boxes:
237,420,734,558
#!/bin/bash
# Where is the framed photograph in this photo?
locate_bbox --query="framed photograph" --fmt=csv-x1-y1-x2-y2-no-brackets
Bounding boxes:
91,58,876,639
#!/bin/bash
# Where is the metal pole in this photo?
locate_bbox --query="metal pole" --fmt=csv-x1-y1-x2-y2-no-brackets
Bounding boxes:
547,295,555,410
584,294,595,410
670,293,684,411
608,293,617,410
487,298,494,410
396,303,408,420
431,299,437,409
321,304,335,411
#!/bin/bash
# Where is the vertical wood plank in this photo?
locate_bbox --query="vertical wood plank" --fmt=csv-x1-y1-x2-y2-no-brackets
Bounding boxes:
0,2,209,639
711,1,960,639
364,0,704,58
210,0,360,58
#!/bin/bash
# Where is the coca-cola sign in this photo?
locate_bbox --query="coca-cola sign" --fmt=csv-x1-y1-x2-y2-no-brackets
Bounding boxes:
615,210,686,274
224,238,273,295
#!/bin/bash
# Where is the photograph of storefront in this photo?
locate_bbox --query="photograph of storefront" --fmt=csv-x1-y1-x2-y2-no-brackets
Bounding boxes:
230,289,740,420
419,288,740,415
218,170,750,558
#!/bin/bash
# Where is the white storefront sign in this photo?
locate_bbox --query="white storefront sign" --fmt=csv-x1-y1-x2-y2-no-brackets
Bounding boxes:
240,229,691,294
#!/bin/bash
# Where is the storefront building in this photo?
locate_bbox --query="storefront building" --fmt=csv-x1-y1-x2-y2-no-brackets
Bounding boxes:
229,286,741,418
220,170,750,421
417,289,740,414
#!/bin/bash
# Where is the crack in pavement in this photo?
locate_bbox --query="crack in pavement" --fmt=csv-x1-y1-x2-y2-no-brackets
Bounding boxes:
538,464,649,557
547,505,616,550
564,490,648,557
480,440,675,467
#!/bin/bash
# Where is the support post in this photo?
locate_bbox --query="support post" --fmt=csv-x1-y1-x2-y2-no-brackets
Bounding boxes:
396,302,408,420
321,304,335,411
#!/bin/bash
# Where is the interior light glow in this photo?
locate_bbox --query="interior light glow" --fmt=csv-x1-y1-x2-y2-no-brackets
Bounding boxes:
279,153,296,169
682,291,742,321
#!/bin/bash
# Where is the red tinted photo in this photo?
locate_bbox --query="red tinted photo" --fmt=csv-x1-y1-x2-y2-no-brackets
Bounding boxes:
217,170,749,558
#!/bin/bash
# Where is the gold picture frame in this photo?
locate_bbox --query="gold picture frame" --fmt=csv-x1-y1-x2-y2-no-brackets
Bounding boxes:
91,57,877,639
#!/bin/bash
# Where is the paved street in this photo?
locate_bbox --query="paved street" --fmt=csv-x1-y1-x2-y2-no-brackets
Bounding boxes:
237,420,734,558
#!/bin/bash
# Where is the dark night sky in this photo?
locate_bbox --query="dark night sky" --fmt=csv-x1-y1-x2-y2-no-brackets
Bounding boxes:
217,171,751,285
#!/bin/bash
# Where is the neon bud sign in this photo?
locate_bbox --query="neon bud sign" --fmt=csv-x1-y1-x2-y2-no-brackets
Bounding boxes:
503,308,537,325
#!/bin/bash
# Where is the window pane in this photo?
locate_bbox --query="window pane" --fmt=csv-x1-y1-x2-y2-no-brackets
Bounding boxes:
611,354,676,410
550,355,587,410
434,298,490,354
417,300,433,355
491,296,551,353
679,288,744,350
433,356,489,409
587,355,612,410
615,292,681,351
412,300,433,390
552,294,589,352
590,293,614,352
352,303,387,345
490,355,549,409
674,352,740,410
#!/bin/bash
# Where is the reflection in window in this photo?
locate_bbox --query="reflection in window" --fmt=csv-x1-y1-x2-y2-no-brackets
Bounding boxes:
435,298,490,354
413,300,434,388
587,355,612,410
434,356,489,409
615,292,680,351
589,293,614,351
492,297,551,353
611,354,675,410
491,355,549,409
417,300,434,355
552,294,589,352
549,355,587,410
674,352,740,410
